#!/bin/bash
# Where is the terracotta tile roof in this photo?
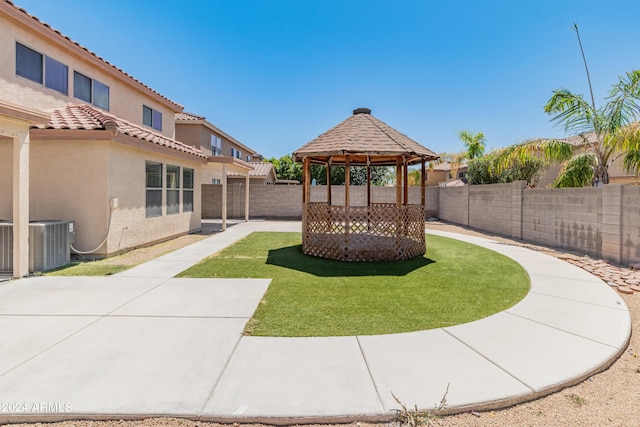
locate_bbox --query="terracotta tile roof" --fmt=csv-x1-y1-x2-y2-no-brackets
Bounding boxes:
294,108,439,164
228,161,275,178
175,112,205,121
3,0,183,111
32,104,205,158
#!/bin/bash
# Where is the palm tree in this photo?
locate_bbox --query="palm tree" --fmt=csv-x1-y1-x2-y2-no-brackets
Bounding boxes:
458,130,486,159
496,24,640,187
428,151,467,181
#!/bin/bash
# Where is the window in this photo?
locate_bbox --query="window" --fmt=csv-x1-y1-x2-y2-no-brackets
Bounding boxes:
93,80,109,110
211,178,221,184
145,161,163,217
16,42,68,95
74,72,91,102
211,135,222,156
16,42,43,84
246,155,251,162
166,164,180,215
45,56,68,94
73,71,109,110
183,168,194,212
231,147,241,159
143,105,162,131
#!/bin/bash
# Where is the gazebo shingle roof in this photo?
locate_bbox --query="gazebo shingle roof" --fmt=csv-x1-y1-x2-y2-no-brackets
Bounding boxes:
294,108,439,165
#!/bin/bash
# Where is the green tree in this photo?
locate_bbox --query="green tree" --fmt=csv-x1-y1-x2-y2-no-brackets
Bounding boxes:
308,165,391,186
467,150,547,187
266,154,302,182
458,130,486,159
495,24,640,187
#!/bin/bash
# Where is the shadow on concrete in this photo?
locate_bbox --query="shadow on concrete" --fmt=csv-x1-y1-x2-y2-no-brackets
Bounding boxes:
266,244,434,277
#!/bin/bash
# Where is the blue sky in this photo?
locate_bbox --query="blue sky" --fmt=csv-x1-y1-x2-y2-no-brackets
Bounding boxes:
14,0,640,158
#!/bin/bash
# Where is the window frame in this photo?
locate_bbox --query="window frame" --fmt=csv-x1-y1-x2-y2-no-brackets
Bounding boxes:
166,164,181,215
183,168,194,212
145,161,163,218
73,70,109,110
211,135,222,156
16,42,69,95
143,105,162,132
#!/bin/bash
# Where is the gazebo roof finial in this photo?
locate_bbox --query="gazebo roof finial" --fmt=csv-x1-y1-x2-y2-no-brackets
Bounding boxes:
353,107,371,115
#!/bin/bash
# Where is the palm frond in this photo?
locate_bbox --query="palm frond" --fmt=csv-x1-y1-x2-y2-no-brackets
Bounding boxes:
493,138,573,173
551,152,596,188
603,70,640,134
544,89,597,135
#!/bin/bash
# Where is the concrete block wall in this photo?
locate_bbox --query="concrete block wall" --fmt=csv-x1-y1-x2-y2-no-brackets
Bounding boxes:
202,181,640,265
468,182,522,238
522,187,603,258
202,184,438,219
621,186,640,265
438,186,468,226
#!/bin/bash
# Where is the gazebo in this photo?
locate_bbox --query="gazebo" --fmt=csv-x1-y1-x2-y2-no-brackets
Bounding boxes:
293,108,439,262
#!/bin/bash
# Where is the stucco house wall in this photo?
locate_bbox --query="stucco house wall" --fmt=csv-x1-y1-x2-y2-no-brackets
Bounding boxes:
1,136,203,257
105,143,202,256
0,137,15,220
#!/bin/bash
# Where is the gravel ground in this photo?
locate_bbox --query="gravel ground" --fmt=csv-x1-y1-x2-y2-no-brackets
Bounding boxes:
4,222,639,427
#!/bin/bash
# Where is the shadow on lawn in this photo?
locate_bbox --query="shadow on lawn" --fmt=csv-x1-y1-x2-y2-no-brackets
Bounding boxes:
266,244,434,277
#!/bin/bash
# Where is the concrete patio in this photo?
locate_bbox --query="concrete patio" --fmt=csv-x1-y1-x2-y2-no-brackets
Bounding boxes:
0,221,631,424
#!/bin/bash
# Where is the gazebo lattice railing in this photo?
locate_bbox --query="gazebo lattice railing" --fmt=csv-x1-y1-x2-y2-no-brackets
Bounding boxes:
302,202,425,262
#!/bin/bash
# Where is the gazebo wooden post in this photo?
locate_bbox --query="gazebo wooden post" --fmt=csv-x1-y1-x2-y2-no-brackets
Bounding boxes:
326,157,332,205
303,157,310,205
395,157,402,207
403,156,409,206
366,156,371,207
421,158,426,208
326,158,332,232
345,155,351,247
366,156,371,231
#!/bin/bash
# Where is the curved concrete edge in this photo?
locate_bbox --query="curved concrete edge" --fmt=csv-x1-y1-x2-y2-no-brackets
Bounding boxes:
0,226,632,425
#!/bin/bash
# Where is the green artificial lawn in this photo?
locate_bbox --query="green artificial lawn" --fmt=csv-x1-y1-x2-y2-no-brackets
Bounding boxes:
178,232,530,337
45,262,128,276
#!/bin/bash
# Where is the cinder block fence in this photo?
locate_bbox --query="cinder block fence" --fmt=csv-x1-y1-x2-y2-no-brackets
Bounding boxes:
202,182,640,265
